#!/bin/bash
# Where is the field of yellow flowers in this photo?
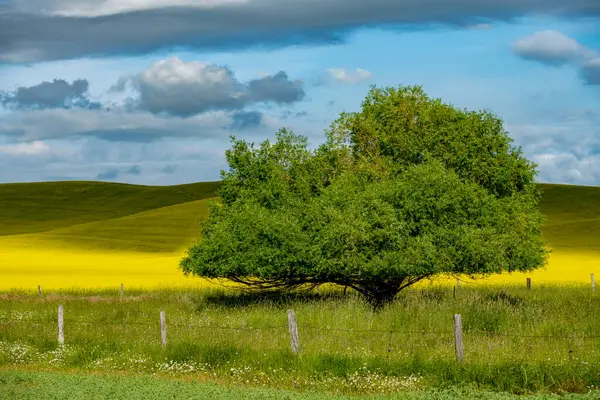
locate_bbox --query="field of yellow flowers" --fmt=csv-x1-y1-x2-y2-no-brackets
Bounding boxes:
0,181,599,291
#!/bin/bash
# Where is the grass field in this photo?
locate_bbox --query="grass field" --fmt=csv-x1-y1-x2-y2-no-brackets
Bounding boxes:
3,370,600,400
2,181,600,398
1,181,599,290
4,286,600,395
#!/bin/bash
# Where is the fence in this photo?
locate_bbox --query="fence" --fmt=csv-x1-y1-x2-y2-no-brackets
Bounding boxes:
5,275,600,366
24,306,600,365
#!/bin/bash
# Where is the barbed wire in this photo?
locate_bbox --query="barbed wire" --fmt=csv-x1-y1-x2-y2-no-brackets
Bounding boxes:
3,318,600,340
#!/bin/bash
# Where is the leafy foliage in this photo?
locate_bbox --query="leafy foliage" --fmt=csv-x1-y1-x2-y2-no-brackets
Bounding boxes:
181,85,548,305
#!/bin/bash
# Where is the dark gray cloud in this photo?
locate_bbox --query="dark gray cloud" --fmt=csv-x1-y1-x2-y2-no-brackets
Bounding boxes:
0,78,100,110
247,72,305,104
0,107,283,143
581,59,600,85
96,169,119,180
228,110,263,130
95,164,141,180
1,0,599,63
112,57,304,117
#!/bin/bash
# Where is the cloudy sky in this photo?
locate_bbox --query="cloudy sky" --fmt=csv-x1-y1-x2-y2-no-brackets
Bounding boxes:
0,0,599,186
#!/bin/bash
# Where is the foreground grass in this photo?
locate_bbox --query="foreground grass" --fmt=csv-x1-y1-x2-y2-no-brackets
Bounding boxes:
2,370,600,400
3,286,600,395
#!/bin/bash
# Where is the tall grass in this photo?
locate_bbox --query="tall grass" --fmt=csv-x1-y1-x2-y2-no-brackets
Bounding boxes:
2,284,600,394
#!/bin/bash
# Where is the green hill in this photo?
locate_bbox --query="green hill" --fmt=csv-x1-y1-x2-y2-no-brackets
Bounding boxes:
29,199,213,253
0,180,598,255
537,183,600,253
0,181,221,236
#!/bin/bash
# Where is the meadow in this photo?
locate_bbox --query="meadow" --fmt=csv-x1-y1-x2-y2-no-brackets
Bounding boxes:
2,181,600,398
4,285,600,396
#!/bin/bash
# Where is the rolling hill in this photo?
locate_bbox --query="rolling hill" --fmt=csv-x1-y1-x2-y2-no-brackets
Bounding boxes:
537,183,600,253
0,180,599,254
0,180,221,236
0,180,599,289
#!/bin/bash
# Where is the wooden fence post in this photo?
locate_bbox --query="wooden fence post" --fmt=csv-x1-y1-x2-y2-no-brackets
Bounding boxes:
287,310,299,354
58,305,64,346
526,278,532,290
456,278,461,289
120,283,124,297
453,314,464,363
592,274,595,292
38,285,43,297
160,311,166,349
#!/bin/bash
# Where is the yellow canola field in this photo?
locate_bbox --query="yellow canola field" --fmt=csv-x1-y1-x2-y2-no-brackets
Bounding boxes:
2,235,599,291
432,251,600,287
0,239,211,291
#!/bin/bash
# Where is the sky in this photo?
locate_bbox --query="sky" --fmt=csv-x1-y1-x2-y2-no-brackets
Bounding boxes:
0,0,599,186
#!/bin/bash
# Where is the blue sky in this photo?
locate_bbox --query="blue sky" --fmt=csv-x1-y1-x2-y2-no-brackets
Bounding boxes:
0,0,599,185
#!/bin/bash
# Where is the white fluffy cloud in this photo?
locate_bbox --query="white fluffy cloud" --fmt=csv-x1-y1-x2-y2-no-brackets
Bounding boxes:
0,140,51,155
512,30,593,65
506,112,600,186
512,30,600,85
325,68,373,84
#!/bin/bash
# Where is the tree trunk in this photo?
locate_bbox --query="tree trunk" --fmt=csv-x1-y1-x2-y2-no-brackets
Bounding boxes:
363,283,402,309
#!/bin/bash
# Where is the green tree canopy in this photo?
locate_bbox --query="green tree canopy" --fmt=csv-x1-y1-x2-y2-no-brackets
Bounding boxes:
181,85,548,306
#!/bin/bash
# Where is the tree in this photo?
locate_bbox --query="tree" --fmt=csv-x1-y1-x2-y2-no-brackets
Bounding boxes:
180,85,548,307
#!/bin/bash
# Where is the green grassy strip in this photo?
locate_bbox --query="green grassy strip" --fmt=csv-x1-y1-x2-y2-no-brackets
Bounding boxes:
1,370,600,400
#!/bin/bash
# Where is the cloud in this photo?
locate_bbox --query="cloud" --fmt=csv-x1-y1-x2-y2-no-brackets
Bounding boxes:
513,30,600,86
0,78,100,110
96,169,120,180
246,71,305,103
95,164,142,180
512,30,593,66
0,140,51,155
228,110,263,130
112,57,304,117
125,164,141,175
1,0,599,63
324,68,373,84
280,110,308,119
505,109,600,185
0,106,285,143
14,0,246,17
160,164,178,174
465,23,492,30
581,58,600,85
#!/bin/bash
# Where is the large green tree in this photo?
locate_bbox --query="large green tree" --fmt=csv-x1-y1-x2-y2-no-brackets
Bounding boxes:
181,85,548,306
